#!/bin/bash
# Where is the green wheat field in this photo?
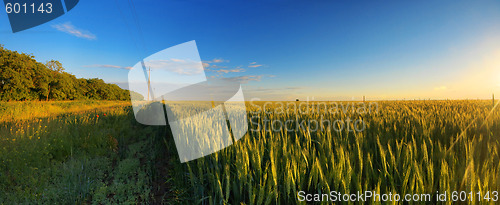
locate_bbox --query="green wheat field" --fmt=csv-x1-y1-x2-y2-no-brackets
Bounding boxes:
0,100,499,204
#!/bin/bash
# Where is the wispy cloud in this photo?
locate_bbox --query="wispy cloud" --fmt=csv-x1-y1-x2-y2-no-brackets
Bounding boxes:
222,75,264,84
215,68,245,73
202,58,247,75
146,59,204,75
210,65,229,69
202,58,229,69
205,58,228,63
52,22,96,40
248,62,263,68
83,64,132,70
203,59,269,80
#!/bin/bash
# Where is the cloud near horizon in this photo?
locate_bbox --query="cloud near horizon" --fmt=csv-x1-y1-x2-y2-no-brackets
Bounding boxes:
222,75,264,84
83,64,132,70
434,86,447,91
246,86,304,92
52,22,97,40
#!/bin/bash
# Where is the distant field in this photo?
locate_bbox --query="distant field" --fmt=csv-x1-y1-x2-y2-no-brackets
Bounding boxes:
0,101,131,123
1,100,499,204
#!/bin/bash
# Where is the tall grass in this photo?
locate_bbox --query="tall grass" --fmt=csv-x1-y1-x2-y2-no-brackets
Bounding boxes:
0,100,130,123
0,101,157,203
170,100,500,204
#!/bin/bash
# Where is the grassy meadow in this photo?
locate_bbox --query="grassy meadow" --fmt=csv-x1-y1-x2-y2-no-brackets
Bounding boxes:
1,100,499,204
0,101,183,204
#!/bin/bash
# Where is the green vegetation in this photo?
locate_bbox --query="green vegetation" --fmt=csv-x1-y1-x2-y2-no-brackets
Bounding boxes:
0,45,142,101
171,100,500,204
0,101,182,204
1,99,499,204
0,101,129,123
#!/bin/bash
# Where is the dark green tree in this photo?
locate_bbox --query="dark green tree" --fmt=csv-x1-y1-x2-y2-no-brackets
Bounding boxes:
0,45,143,101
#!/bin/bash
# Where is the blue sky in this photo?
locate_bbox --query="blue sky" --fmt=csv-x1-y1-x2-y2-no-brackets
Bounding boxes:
1,0,500,100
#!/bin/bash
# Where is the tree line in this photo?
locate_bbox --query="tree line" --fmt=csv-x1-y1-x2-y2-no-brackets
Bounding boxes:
0,44,143,101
